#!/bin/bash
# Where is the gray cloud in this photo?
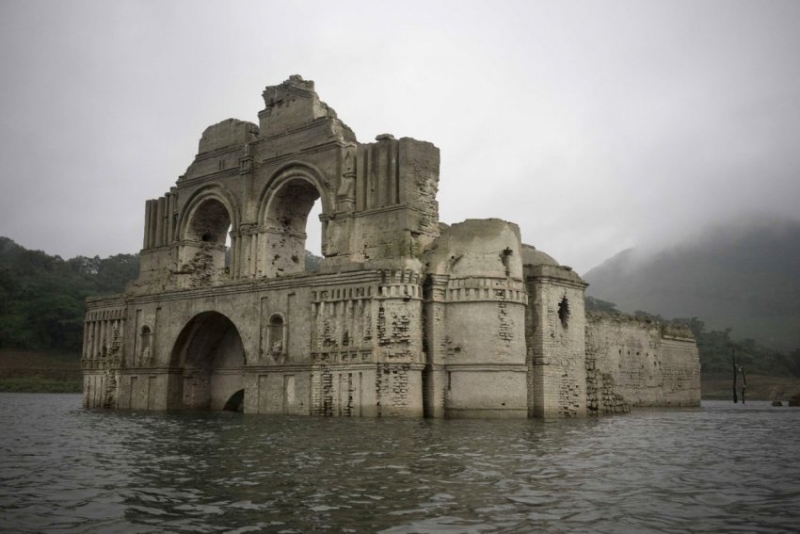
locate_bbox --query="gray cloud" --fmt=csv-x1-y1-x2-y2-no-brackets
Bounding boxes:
2,0,799,273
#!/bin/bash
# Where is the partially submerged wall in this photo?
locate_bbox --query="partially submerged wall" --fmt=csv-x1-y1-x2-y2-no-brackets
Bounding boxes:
585,312,701,410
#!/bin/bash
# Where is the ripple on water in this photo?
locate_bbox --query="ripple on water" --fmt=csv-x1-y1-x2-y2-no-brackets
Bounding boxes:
1,395,800,533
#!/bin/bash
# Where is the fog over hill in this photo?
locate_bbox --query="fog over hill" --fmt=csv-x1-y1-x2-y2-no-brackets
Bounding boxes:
584,218,800,352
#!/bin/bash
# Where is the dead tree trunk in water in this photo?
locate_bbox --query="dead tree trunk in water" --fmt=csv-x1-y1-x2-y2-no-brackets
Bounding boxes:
741,368,747,404
732,350,738,404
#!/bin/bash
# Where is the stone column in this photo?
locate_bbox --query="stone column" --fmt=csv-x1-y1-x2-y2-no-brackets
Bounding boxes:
148,200,158,249
155,197,165,248
143,201,152,249
166,193,175,244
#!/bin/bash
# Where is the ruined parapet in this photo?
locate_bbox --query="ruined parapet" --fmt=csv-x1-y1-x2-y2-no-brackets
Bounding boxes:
127,75,440,294
523,244,589,418
259,75,353,139
422,219,528,418
585,311,701,408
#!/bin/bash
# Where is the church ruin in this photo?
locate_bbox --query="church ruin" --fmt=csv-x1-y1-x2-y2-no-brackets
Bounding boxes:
82,76,700,417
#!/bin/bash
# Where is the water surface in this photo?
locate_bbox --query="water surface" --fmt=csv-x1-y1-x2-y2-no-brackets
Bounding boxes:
1,393,798,533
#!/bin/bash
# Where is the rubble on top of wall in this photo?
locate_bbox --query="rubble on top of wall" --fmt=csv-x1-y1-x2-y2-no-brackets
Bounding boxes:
585,310,695,341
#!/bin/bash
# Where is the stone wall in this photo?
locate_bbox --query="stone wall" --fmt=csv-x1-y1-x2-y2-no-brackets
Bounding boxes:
585,312,701,410
524,254,588,419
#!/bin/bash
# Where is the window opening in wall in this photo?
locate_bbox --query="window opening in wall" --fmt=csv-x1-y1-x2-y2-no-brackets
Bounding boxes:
558,296,570,328
185,198,232,278
265,179,322,275
305,199,323,272
500,247,513,276
269,315,285,357
224,230,232,271
140,326,152,366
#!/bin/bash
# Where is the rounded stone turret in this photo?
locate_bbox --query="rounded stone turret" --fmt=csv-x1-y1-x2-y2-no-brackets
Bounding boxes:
424,219,523,279
522,244,559,268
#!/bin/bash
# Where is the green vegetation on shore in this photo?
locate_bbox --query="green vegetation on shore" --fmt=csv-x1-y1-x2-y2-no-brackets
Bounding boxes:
0,349,82,392
0,237,138,353
0,376,81,393
0,237,135,393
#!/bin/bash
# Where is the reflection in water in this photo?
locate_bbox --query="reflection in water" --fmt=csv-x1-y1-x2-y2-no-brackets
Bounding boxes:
1,393,799,533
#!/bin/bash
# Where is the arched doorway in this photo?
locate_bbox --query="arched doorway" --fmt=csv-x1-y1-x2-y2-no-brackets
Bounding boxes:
170,311,245,411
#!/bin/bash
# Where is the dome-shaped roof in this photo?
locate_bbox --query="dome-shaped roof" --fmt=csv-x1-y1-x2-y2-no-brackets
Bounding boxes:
521,244,560,267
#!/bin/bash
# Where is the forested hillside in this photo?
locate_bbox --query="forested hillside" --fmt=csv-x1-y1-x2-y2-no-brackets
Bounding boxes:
0,237,138,353
584,218,800,353
0,238,323,356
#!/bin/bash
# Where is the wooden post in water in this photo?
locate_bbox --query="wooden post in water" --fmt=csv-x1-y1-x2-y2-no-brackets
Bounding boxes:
732,350,738,404
740,367,747,404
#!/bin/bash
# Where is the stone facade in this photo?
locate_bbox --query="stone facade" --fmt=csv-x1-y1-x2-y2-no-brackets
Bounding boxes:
585,313,701,413
82,76,700,417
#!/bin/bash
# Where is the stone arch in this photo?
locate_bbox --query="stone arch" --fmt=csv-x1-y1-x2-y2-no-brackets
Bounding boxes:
258,161,334,219
177,184,241,242
169,311,246,410
257,161,334,275
223,389,245,412
175,185,241,280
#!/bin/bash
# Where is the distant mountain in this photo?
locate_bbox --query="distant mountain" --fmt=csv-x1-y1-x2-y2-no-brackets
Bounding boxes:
584,219,800,353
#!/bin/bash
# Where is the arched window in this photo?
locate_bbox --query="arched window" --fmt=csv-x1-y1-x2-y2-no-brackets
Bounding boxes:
268,315,286,358
181,197,232,281
140,326,152,366
259,171,326,277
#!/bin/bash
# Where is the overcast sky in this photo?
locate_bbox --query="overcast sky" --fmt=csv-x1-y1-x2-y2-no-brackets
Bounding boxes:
1,0,798,274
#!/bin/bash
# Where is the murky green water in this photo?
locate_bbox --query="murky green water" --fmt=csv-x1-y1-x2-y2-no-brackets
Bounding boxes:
1,393,798,533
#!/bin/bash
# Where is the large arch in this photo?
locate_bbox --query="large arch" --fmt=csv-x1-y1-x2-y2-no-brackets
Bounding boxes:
169,311,246,411
175,184,241,280
257,161,334,276
177,184,242,242
258,161,334,220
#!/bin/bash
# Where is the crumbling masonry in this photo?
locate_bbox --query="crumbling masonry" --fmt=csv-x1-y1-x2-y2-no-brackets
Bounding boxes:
82,76,700,417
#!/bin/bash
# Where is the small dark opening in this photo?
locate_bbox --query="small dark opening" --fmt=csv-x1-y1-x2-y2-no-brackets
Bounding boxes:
201,232,213,242
223,389,245,412
500,247,513,276
558,296,570,328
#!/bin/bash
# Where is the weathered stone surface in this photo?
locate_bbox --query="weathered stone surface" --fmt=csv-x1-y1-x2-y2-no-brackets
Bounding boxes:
82,76,701,417
585,312,701,409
